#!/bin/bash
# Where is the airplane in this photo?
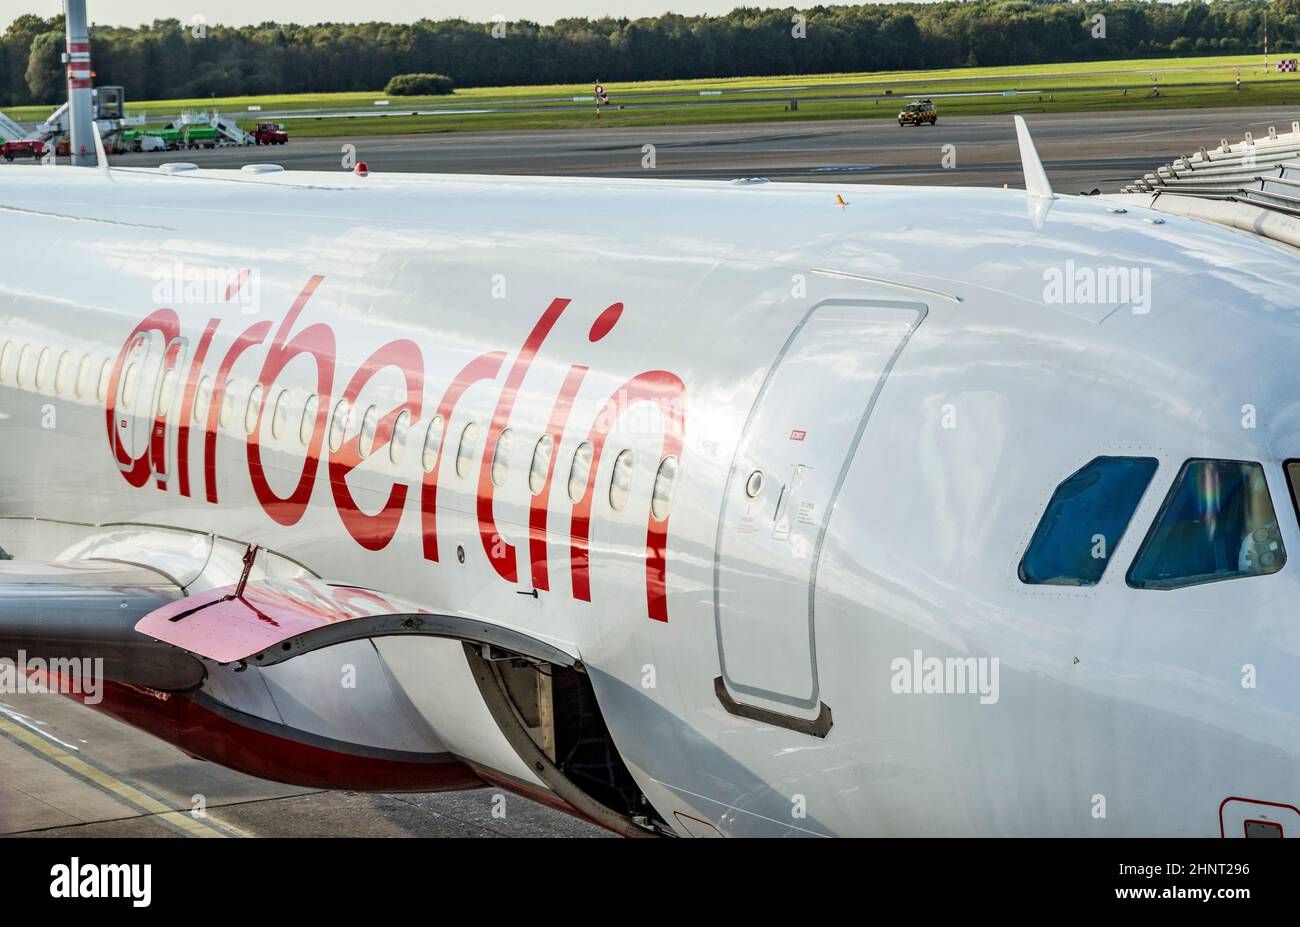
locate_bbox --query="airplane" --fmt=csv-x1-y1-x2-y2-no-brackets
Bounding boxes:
0,118,1298,838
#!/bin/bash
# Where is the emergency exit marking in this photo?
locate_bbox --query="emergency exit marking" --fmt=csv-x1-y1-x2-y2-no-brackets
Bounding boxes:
790,429,807,441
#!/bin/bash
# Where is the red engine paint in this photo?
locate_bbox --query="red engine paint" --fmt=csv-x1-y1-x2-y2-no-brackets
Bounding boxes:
81,679,482,793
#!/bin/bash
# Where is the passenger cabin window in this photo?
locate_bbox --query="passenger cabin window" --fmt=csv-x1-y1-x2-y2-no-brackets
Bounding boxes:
358,405,379,457
96,359,112,403
220,386,236,430
54,352,71,396
651,455,678,520
528,434,554,495
245,385,263,435
16,345,31,387
609,449,634,511
74,355,91,399
1127,459,1286,590
568,442,593,502
329,400,350,452
157,367,178,416
271,390,291,440
121,362,139,407
194,377,212,422
421,416,444,472
1019,456,1157,586
300,395,319,444
455,422,480,478
34,348,49,392
491,428,513,486
390,410,410,465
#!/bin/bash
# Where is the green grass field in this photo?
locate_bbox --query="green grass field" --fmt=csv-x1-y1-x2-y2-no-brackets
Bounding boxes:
6,51,1300,138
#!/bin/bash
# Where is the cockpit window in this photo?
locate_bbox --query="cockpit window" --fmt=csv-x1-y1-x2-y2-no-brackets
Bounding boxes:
1284,460,1300,525
1127,459,1286,590
1019,456,1158,586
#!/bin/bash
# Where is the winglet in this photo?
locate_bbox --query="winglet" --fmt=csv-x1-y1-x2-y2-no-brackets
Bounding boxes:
1014,115,1053,199
90,122,113,181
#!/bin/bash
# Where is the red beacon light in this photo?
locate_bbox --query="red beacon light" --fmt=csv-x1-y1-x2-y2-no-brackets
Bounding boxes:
354,162,369,177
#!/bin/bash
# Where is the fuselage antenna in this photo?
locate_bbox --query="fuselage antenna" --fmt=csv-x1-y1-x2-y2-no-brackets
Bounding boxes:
1014,115,1054,200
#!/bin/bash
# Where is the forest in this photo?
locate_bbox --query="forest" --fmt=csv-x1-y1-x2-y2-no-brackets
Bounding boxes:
1,1,1297,105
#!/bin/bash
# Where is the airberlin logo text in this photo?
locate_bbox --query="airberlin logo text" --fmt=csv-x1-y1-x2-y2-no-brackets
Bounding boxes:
105,277,685,622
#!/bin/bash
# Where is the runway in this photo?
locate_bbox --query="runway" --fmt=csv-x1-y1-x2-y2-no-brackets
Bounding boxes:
107,104,1300,193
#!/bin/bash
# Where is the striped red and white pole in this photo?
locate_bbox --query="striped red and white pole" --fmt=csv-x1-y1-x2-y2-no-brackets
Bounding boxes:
66,41,92,90
63,0,97,167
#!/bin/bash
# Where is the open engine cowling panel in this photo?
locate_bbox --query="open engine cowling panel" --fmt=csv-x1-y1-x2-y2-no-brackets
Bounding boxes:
135,576,578,670
135,575,668,836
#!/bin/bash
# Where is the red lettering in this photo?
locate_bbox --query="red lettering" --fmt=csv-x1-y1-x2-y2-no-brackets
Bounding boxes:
420,352,505,563
204,321,272,504
569,371,686,622
105,309,180,490
528,364,587,591
151,336,192,491
328,339,423,551
247,276,334,526
176,319,220,498
477,297,571,583
108,287,684,621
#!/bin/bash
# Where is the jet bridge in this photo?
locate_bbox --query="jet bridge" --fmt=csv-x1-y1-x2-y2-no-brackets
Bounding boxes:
1109,120,1300,251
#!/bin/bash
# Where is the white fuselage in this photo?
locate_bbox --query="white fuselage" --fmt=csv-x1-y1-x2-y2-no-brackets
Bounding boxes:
1,164,1298,836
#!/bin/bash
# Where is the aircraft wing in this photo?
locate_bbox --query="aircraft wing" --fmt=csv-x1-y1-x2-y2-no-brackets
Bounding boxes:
0,559,204,690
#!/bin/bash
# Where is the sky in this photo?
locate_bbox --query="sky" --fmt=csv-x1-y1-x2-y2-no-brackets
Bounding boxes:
3,1,767,29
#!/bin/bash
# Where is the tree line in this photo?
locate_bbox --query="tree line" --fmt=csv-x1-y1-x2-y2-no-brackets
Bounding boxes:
2,1,1298,106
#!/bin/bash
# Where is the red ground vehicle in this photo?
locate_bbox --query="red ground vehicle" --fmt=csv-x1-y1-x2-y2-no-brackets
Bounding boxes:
1,139,46,162
252,122,288,145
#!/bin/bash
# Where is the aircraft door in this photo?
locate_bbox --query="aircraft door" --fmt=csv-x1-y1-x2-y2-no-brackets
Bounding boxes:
713,299,926,733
